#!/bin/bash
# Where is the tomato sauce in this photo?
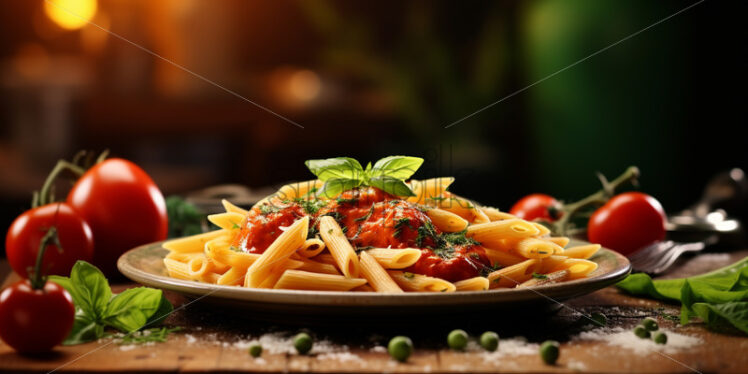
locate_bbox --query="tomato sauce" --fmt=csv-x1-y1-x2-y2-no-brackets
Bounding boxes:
233,186,491,281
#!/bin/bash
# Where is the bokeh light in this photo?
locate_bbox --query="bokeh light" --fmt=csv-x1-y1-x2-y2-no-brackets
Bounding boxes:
44,0,98,30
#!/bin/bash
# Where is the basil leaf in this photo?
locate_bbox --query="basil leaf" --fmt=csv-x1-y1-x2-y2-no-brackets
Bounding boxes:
70,261,112,318
369,156,424,180
305,158,364,182
103,287,164,333
692,302,748,334
146,294,174,326
63,312,104,345
49,275,84,308
317,178,362,198
368,177,416,197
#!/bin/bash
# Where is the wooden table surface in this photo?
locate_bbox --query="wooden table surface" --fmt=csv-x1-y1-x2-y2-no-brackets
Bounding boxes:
1,250,747,374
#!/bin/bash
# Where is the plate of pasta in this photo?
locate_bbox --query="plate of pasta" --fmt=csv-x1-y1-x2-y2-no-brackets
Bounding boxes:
118,156,630,315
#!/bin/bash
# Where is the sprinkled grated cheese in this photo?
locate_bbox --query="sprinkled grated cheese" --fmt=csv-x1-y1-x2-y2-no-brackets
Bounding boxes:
574,327,701,355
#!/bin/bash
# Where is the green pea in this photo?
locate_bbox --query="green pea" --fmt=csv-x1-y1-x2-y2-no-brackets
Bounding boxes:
539,340,560,365
248,343,262,357
293,333,313,355
447,329,468,350
479,331,499,352
633,325,651,339
641,317,658,331
590,312,607,326
388,336,413,362
653,331,667,345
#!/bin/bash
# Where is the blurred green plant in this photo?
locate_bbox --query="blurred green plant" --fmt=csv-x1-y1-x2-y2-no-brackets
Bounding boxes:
165,196,204,238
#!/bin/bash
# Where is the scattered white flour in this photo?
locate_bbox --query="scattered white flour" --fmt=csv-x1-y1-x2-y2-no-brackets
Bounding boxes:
119,344,137,351
567,359,587,371
575,327,701,355
465,337,538,363
370,345,387,353
227,332,345,355
184,334,197,344
316,352,362,363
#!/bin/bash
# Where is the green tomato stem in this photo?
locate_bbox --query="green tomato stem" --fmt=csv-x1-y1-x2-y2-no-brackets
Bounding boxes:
553,166,640,235
36,160,85,208
30,225,61,289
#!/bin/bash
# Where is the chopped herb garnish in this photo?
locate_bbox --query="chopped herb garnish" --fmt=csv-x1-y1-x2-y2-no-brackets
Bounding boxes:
469,252,481,260
427,196,446,202
327,229,334,235
354,205,375,222
492,276,502,283
231,222,241,229
342,226,348,234
355,246,374,253
307,225,319,239
294,198,326,215
229,245,242,252
404,272,415,279
118,327,181,345
259,204,282,215
532,272,549,279
480,263,501,277
336,196,358,205
393,217,414,238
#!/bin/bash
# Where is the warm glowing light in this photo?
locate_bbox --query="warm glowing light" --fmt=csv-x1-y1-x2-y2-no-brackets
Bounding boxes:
288,70,321,102
44,0,98,30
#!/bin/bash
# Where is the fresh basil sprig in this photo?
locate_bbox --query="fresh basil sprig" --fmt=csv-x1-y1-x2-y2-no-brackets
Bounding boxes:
305,156,424,198
49,261,173,345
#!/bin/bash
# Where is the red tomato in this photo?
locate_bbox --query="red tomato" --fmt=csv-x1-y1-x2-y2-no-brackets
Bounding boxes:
509,193,561,221
6,203,94,278
587,192,667,255
67,158,168,276
0,279,75,352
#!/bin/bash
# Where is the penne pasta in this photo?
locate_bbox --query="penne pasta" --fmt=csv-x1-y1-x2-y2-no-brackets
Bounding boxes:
319,216,360,278
467,219,541,246
365,248,422,269
481,207,516,221
532,222,551,237
297,237,326,258
293,256,341,275
517,269,570,288
276,179,324,200
562,244,601,259
274,270,367,291
221,199,248,216
547,237,571,248
454,277,489,291
407,177,455,205
515,238,562,259
388,271,456,292
244,216,309,288
487,259,540,288
207,212,245,231
483,247,526,267
427,208,469,232
163,258,193,280
359,251,403,293
163,229,228,253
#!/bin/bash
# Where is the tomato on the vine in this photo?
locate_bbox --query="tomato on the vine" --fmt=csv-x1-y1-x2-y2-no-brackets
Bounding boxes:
509,193,561,221
587,192,666,255
0,279,75,352
67,158,168,276
6,203,94,278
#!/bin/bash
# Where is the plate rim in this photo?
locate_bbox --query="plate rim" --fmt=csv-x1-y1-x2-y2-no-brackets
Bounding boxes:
118,240,631,306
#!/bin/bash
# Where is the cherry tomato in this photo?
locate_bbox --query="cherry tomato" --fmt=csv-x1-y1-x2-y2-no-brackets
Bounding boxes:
587,192,667,255
6,203,94,278
509,193,561,221
67,158,168,276
0,279,75,352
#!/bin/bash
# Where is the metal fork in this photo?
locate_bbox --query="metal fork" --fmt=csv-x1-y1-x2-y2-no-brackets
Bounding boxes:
628,235,718,275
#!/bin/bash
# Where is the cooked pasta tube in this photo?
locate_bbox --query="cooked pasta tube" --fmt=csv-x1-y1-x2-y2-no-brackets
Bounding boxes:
207,212,245,231
562,244,601,259
297,237,326,258
454,277,489,291
547,237,571,248
433,196,486,224
407,177,455,204
365,248,422,269
273,270,367,291
276,179,324,200
313,253,336,266
352,284,376,292
217,267,246,286
483,247,525,267
481,207,516,221
221,199,248,216
319,216,360,277
165,251,205,263
551,258,598,279
293,256,341,275
244,216,309,288
388,271,456,292
427,208,468,232
487,259,540,288
359,251,403,293
532,222,551,237
515,238,562,259
517,269,570,288
163,229,228,253
163,258,193,280
538,255,569,273
467,219,540,245
205,238,260,268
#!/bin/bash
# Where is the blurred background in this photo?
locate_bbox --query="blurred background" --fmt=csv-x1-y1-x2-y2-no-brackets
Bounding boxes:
1,0,746,253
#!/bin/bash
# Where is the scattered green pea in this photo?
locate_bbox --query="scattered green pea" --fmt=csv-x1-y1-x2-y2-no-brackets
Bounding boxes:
293,332,313,355
479,331,500,352
590,312,607,327
653,331,668,345
388,336,413,362
447,329,468,350
248,343,262,357
641,317,658,331
539,340,560,365
633,325,651,339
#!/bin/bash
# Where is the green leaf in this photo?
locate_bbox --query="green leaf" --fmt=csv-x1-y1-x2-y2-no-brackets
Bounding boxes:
317,178,362,198
368,177,416,197
63,312,104,345
69,261,112,318
103,287,164,333
49,275,84,307
369,156,424,180
305,157,364,182
692,302,748,334
146,294,174,326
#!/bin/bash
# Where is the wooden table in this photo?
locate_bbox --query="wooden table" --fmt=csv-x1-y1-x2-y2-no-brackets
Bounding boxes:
1,251,747,373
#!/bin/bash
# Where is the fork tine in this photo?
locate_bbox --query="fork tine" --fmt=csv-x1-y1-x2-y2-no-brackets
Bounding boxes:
630,241,678,273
